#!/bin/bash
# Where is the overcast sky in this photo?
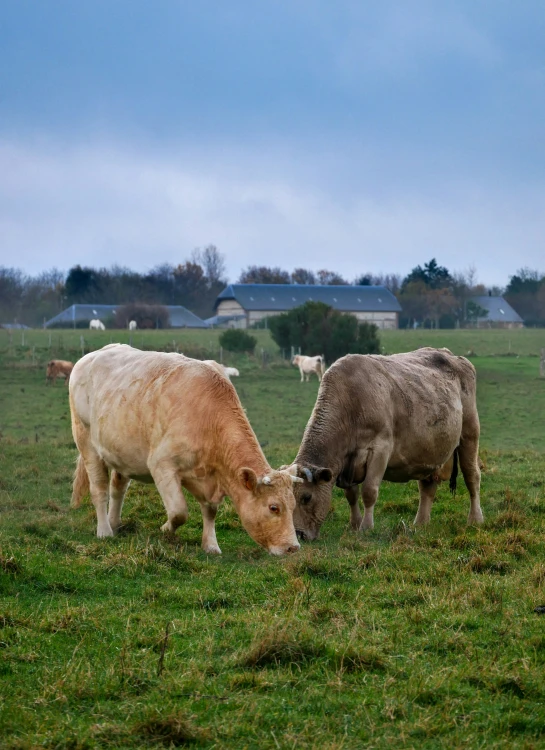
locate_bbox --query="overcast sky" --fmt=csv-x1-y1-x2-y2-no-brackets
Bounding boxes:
1,1,544,286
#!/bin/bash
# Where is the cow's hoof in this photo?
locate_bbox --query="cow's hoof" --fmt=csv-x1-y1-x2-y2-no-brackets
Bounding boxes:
97,527,114,538
203,545,222,555
467,512,484,525
413,516,431,526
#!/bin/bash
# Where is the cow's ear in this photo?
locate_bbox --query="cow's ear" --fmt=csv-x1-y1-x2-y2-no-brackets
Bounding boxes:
240,467,258,492
313,468,333,484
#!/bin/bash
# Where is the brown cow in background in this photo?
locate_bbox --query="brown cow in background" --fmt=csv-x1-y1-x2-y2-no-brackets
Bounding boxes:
46,359,74,386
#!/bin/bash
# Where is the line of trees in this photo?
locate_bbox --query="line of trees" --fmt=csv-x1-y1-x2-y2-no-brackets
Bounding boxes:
2,251,545,328
0,246,227,327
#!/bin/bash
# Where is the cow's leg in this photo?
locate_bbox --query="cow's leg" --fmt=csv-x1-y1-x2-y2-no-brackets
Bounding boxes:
150,463,189,533
360,450,389,530
345,485,363,530
199,501,222,554
85,455,113,537
414,478,438,525
458,433,483,524
72,417,113,537
108,471,131,533
300,368,304,382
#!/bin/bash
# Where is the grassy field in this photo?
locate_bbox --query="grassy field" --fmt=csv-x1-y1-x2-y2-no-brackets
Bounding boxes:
1,328,545,748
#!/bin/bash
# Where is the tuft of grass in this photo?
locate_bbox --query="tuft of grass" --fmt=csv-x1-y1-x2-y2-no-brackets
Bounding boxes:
240,623,327,668
132,711,207,746
0,551,22,574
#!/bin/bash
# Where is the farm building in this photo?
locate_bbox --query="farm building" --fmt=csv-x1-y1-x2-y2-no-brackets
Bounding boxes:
212,284,402,329
44,304,208,329
469,296,524,329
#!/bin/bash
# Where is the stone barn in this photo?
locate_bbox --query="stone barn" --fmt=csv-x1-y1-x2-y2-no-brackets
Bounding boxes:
212,284,402,330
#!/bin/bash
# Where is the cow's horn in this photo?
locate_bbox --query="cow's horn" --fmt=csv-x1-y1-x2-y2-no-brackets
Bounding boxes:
262,475,272,485
290,475,304,483
301,467,313,482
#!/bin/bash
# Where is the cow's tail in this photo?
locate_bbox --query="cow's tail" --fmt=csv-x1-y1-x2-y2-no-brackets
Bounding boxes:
449,448,459,496
71,454,90,508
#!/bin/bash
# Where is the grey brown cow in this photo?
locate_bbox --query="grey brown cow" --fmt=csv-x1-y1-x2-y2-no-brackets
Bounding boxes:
285,348,483,540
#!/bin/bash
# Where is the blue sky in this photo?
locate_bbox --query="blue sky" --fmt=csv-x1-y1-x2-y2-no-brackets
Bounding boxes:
0,0,544,286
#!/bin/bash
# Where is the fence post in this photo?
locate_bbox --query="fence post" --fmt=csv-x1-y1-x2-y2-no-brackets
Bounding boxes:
21,331,25,347
48,332,52,348
219,346,223,364
261,348,266,369
80,335,85,357
540,348,545,379
32,346,36,366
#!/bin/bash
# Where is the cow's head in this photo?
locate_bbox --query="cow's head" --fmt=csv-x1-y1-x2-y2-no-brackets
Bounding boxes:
237,468,301,555
281,464,334,541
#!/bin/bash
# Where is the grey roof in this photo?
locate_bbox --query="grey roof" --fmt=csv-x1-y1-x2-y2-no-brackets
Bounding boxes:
215,284,402,313
469,296,523,324
45,304,208,328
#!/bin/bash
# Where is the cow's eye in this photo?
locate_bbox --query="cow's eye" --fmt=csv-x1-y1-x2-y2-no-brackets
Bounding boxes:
269,504,280,514
300,493,312,505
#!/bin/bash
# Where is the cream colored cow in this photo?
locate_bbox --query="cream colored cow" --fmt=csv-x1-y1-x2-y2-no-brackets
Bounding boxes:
292,354,325,382
69,344,300,555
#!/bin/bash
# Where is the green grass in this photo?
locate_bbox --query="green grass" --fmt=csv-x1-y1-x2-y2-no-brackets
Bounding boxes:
1,328,545,748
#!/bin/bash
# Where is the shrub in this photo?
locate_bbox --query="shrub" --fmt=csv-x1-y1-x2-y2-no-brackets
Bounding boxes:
114,304,170,329
219,329,257,354
268,301,380,363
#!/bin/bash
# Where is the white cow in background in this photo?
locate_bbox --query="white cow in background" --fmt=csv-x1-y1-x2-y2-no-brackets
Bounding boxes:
292,354,325,382
203,361,240,380
89,319,106,331
128,320,137,331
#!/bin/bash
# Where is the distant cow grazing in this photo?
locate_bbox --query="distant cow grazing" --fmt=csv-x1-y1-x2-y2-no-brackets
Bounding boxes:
285,348,483,541
69,344,300,555
292,354,325,382
128,320,137,330
46,359,74,386
89,319,105,331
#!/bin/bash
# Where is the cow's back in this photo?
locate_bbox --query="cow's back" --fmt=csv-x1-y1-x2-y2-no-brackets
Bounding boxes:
315,349,475,477
70,345,235,472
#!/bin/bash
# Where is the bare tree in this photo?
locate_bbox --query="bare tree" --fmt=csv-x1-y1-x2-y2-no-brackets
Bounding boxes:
291,268,316,285
316,269,348,285
238,266,291,284
192,245,227,286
